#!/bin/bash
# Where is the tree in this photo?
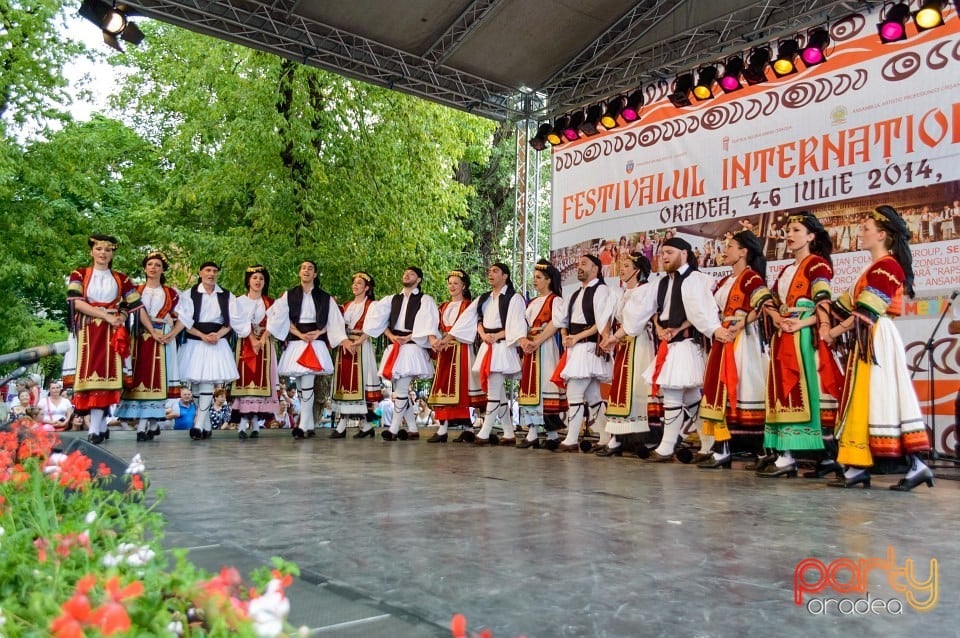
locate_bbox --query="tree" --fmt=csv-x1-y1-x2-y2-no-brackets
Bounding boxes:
109,23,496,300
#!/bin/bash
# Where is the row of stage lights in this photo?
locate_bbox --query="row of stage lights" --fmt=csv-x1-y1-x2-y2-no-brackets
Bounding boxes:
530,0,949,151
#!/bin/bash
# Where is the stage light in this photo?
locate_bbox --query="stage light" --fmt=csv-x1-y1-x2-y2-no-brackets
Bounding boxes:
529,123,551,151
621,90,644,122
562,111,585,141
546,116,568,146
742,47,771,85
878,3,911,42
773,39,799,76
601,97,624,129
693,66,718,100
579,104,604,136
718,57,744,93
914,1,944,31
801,28,830,66
668,74,695,108
78,0,144,51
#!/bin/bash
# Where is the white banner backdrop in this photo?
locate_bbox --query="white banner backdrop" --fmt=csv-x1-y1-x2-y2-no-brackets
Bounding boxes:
549,6,960,454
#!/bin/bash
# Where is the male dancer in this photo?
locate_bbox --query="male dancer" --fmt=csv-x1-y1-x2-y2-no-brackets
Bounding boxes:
363,266,439,441
557,255,615,452
178,262,241,440
268,260,349,439
643,237,729,462
450,263,527,445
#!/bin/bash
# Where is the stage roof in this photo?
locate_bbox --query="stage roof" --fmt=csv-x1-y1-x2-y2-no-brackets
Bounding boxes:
121,0,875,121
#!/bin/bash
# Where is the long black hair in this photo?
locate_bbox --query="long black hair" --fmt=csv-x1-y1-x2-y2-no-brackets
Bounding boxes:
534,259,562,296
730,229,767,280
624,251,652,284
244,265,271,298
872,205,915,298
353,271,376,300
788,211,832,267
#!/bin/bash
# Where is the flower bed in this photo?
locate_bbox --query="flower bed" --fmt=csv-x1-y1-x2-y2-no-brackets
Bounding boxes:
0,419,298,637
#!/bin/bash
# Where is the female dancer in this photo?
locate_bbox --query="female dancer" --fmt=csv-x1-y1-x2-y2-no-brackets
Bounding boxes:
758,212,838,477
698,230,772,468
427,269,483,442
330,272,381,439
598,252,656,457
826,206,932,490
232,265,280,439
63,235,143,444
517,259,567,449
116,251,184,441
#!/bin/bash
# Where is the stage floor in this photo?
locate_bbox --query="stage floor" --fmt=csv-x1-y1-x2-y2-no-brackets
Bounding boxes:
81,428,960,637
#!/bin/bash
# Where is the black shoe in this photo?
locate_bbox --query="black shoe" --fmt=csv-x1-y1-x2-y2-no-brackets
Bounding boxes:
329,430,347,439
249,430,259,439
238,430,248,440
827,469,871,489
756,462,798,478
201,429,212,439
453,431,476,443
516,438,540,449
353,428,375,439
744,453,776,472
145,430,155,441
136,432,147,442
803,459,843,479
698,455,732,469
292,427,305,440
381,430,397,441
189,428,202,440
596,445,623,457
644,450,674,463
87,433,102,445
427,433,448,443
889,467,934,492
306,429,317,438
102,429,110,440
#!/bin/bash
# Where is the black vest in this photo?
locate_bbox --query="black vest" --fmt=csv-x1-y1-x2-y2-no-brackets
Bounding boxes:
189,285,231,337
388,291,423,334
476,287,516,332
566,283,598,328
656,269,704,343
287,286,331,331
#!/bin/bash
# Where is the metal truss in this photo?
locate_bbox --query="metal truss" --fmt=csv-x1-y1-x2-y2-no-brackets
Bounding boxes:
539,0,881,117
512,118,544,296
422,0,504,66
123,0,522,121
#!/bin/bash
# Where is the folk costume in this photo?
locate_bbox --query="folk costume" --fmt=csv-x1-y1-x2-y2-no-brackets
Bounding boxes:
232,266,280,439
363,267,440,440
601,261,657,456
116,252,184,441
268,279,348,438
178,263,244,438
830,206,932,491
427,270,484,442
450,265,527,444
699,231,773,467
642,238,722,462
64,235,143,443
518,261,567,448
331,272,381,439
760,212,840,477
558,257,615,451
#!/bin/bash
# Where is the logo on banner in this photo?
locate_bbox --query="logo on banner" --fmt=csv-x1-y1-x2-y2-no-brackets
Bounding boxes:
793,547,938,615
831,105,848,126
625,160,634,174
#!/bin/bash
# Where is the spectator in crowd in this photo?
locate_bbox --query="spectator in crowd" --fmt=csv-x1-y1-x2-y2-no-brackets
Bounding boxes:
39,380,72,431
209,388,232,430
165,387,197,431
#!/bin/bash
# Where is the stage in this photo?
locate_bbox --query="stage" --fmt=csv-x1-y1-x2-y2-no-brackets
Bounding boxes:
73,428,960,637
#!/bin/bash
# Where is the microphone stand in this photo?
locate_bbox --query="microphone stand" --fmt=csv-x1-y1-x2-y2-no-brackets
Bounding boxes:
911,290,960,475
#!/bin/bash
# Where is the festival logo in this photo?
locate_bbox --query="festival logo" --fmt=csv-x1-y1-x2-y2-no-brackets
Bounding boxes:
794,547,938,615
625,160,635,174
831,105,848,126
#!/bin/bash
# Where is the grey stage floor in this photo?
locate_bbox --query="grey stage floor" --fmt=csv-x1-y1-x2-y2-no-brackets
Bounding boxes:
77,428,960,637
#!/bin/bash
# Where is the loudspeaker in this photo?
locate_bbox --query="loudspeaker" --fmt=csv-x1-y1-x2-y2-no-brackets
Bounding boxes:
64,438,134,493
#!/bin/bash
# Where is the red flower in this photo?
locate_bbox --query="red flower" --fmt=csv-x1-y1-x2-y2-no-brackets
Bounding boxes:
104,575,144,602
35,537,50,563
90,601,131,635
50,583,93,638
130,474,144,491
57,451,93,490
97,462,112,478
